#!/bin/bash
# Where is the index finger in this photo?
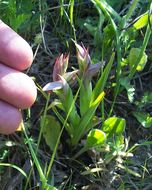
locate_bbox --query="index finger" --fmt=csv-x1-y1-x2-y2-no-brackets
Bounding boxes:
0,20,33,71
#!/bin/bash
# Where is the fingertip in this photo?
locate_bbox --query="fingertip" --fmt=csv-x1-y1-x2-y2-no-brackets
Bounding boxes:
16,40,34,70
20,77,37,109
12,37,34,70
0,100,22,134
0,64,37,109
0,21,33,70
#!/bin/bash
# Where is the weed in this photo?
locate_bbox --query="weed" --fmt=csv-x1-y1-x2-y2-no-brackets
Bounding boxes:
0,0,152,189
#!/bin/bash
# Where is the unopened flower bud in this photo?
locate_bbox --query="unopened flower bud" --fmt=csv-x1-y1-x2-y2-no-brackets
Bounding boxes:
53,54,69,81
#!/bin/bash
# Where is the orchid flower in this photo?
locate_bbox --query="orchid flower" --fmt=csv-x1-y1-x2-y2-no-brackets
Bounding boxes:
75,43,91,74
53,54,69,81
43,54,80,129
43,54,78,93
42,43,108,146
75,43,101,86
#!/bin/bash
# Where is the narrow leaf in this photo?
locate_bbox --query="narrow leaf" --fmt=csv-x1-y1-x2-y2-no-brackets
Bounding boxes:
57,77,80,128
0,163,27,178
72,91,105,145
80,82,92,116
91,53,115,103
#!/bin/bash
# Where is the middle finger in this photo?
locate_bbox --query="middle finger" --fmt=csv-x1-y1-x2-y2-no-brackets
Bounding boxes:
0,63,37,109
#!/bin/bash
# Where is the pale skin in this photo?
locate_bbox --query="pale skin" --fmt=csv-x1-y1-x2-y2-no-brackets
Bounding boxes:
0,20,37,134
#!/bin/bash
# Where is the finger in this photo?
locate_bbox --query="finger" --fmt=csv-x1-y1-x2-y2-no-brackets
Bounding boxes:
0,100,22,134
0,63,37,109
0,20,33,71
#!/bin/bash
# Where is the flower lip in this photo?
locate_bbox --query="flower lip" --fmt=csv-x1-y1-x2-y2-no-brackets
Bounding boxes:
43,80,63,92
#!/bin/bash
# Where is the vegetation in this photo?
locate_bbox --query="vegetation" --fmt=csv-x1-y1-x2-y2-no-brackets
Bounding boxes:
0,0,152,189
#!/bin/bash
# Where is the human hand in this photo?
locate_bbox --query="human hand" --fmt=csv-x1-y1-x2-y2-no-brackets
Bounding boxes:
0,21,37,134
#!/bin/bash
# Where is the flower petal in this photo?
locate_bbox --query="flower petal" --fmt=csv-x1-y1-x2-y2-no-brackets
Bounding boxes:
53,54,69,81
85,63,102,77
43,81,63,92
75,43,86,58
75,42,91,73
63,70,78,81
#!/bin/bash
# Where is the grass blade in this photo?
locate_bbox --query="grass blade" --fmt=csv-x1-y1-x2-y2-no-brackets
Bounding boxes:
0,163,27,178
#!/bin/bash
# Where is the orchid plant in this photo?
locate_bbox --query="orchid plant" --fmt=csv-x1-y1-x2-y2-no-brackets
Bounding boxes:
42,43,125,156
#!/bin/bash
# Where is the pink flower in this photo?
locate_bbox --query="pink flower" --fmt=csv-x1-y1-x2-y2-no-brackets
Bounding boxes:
75,43,91,73
43,43,101,92
53,54,69,81
43,54,78,92
75,43,102,86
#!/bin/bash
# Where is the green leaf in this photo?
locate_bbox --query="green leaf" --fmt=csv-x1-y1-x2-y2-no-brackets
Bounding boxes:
42,116,61,151
120,77,135,103
91,52,115,103
72,91,105,145
102,24,115,57
136,91,152,109
128,48,147,71
133,13,152,30
115,135,124,147
80,82,92,116
102,117,126,137
140,92,152,106
86,129,106,148
56,77,80,128
133,111,152,128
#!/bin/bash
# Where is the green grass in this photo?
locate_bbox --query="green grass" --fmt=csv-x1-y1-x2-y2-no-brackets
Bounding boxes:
0,0,152,189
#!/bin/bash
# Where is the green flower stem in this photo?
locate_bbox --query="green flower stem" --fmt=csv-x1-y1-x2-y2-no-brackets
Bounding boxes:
92,0,122,115
125,0,139,22
63,8,77,41
57,85,80,129
46,83,82,178
24,93,51,189
119,0,139,31
91,0,121,22
23,126,48,189
69,0,74,25
73,147,87,159
59,0,64,17
46,122,65,179
37,93,51,153
52,106,73,135
109,23,151,116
